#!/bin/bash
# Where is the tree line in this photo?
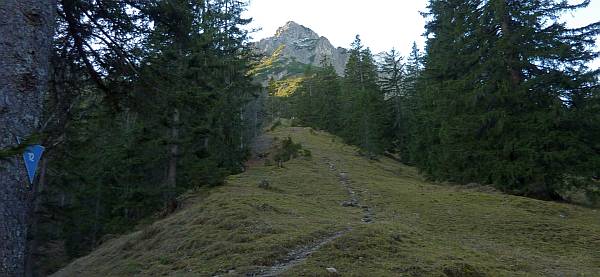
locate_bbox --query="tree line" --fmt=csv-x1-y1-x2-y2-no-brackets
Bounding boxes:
286,0,599,202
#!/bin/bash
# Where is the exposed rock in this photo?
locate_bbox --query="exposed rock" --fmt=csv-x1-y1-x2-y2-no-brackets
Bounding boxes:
257,203,278,212
339,172,348,180
258,179,270,189
341,200,358,207
326,267,339,274
361,217,373,223
254,21,349,76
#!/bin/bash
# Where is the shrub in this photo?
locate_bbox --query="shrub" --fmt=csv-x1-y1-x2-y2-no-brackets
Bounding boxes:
273,137,303,162
290,117,304,127
269,120,282,131
299,149,312,157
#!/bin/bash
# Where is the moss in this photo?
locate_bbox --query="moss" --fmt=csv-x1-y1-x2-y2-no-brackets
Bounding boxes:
54,127,600,277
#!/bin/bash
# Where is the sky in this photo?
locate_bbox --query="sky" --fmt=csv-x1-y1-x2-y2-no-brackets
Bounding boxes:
243,0,600,68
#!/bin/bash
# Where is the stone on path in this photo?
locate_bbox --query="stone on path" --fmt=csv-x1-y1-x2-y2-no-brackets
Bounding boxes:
326,267,339,274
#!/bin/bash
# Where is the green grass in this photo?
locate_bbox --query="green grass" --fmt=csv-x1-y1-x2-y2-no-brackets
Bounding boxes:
53,126,600,276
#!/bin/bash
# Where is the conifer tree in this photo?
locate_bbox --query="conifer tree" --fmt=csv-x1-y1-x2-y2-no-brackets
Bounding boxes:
413,0,484,179
342,36,387,156
36,0,258,268
402,42,424,163
379,49,405,153
293,66,317,125
405,42,423,94
138,0,255,190
479,0,600,197
416,0,600,198
293,58,342,132
314,59,343,132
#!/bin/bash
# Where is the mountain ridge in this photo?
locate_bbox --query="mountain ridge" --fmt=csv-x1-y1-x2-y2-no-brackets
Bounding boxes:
254,21,349,76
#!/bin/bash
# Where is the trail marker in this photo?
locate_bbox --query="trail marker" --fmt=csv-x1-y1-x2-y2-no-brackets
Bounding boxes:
23,145,45,184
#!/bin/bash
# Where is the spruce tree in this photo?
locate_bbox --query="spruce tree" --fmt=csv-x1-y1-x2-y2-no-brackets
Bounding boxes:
342,36,387,156
138,0,255,189
405,42,423,94
379,49,405,154
293,58,342,132
480,0,600,197
402,42,423,163
414,0,485,180
416,0,600,198
314,59,343,132
36,0,258,267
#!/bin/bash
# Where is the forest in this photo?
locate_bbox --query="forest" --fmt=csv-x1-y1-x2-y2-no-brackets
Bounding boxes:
0,0,598,276
275,0,600,201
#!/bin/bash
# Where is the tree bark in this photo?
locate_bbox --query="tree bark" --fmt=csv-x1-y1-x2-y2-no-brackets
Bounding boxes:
0,0,56,276
166,108,180,188
24,158,47,277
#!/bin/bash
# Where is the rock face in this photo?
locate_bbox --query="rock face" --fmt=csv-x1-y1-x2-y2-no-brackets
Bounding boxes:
254,21,349,76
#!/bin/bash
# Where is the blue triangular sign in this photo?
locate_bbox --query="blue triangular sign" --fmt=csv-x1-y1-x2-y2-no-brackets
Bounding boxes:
23,145,45,184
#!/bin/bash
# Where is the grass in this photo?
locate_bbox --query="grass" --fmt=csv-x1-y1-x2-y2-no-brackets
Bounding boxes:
53,125,600,276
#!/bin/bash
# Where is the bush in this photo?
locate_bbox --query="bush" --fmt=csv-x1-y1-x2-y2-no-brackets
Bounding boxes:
290,117,304,127
273,137,303,162
269,120,282,131
299,149,311,157
561,176,600,207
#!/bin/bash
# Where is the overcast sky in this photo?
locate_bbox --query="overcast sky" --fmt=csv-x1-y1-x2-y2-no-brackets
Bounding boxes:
243,0,600,68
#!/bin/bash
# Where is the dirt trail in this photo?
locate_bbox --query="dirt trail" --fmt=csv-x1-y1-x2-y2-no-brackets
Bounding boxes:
247,229,350,277
326,159,375,224
244,156,374,276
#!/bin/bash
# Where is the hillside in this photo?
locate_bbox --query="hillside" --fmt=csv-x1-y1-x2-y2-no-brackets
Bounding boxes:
53,125,600,276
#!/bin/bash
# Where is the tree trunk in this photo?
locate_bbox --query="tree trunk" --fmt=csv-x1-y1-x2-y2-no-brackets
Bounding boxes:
0,0,56,276
24,158,47,277
240,107,244,150
166,108,180,188
92,184,101,246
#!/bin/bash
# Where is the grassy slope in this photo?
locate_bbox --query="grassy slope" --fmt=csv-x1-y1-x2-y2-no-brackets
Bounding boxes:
53,127,600,277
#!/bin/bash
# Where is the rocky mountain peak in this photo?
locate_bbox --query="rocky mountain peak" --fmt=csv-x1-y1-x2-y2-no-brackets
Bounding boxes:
275,21,319,40
254,21,349,77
